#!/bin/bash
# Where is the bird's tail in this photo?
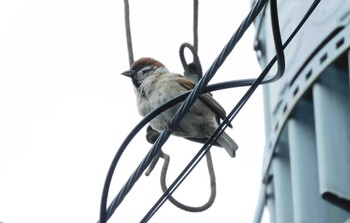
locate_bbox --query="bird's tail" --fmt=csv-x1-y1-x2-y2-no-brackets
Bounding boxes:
217,132,238,158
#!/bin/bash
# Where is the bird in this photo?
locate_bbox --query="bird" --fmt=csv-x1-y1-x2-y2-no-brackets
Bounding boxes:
121,57,238,157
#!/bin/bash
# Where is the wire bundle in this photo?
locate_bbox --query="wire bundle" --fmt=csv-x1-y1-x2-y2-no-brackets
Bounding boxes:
98,0,321,222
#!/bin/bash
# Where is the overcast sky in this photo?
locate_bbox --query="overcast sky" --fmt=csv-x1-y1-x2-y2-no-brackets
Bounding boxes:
0,0,268,222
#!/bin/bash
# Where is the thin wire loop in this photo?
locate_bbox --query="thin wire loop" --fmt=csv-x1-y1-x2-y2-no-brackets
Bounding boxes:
179,43,203,81
158,149,216,212
179,0,201,80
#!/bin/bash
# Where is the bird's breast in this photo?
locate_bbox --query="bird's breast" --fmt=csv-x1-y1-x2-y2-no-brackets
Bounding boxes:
136,73,187,117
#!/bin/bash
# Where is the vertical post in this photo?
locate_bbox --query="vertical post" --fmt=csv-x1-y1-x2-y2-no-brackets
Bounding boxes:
313,63,350,213
288,98,347,222
271,129,294,223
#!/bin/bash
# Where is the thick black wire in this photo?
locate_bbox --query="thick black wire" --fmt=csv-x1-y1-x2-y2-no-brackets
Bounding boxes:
98,0,320,221
99,0,267,221
269,0,284,78
140,0,284,220
206,0,320,89
261,0,321,183
140,56,275,223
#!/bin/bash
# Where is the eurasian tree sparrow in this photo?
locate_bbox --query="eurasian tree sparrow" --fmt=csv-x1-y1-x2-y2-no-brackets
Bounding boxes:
121,57,238,157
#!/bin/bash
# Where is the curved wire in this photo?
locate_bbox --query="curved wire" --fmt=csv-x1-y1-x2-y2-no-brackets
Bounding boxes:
179,43,203,81
99,0,268,222
206,0,320,89
269,0,285,77
140,0,285,220
159,149,217,212
98,91,189,223
168,0,268,133
99,0,320,221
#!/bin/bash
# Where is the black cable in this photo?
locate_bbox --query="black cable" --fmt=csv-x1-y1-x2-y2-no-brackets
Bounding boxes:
206,0,320,89
269,0,285,77
142,0,321,220
99,0,267,217
98,0,320,222
169,0,268,134
140,0,284,220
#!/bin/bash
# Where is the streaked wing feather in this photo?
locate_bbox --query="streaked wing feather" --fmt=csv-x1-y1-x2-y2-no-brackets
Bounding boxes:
174,75,232,127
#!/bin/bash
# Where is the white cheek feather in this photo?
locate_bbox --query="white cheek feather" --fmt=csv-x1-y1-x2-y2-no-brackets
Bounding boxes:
152,66,169,75
136,75,158,117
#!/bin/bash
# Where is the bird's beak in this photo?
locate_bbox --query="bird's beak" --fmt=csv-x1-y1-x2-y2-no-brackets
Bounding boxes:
121,69,136,78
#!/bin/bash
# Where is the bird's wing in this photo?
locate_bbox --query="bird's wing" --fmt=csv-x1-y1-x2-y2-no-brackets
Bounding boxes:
174,74,231,127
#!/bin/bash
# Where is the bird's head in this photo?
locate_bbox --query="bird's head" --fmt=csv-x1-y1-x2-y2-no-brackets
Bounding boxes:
121,57,169,88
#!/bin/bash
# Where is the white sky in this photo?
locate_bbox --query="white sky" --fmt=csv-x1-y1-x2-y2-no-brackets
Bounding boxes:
0,0,269,222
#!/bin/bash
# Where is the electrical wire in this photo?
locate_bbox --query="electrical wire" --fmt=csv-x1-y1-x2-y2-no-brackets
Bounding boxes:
140,0,284,220
201,0,320,91
98,0,320,222
99,0,268,222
